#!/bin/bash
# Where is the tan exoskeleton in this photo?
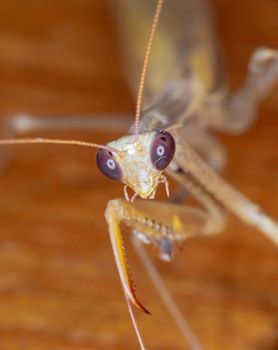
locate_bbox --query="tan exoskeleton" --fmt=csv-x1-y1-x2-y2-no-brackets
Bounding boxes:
0,0,278,349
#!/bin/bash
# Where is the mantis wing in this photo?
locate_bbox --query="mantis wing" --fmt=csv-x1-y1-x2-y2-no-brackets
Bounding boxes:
113,0,227,110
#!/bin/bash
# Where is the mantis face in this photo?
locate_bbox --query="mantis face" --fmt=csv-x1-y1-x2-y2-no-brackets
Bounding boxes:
96,130,175,199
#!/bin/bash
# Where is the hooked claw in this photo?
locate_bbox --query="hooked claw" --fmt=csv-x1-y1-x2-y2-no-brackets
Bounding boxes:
105,200,150,315
127,282,151,315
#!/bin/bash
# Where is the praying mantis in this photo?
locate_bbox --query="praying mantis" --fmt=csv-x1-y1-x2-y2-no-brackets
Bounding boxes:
0,0,278,349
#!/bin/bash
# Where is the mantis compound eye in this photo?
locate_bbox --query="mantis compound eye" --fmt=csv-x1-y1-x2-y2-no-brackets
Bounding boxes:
151,130,175,170
96,149,122,180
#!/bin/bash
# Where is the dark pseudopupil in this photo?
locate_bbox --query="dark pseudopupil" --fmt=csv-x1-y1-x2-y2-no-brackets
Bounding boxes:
96,149,122,180
151,130,175,170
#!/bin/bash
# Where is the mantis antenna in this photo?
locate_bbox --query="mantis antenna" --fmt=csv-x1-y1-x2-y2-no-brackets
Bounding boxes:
0,0,165,148
0,138,117,152
134,0,164,137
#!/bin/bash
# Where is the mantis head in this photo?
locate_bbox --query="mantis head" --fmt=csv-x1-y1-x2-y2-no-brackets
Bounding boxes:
96,130,175,199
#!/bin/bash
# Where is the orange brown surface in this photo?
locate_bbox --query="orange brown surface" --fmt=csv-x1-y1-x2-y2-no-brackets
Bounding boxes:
0,1,277,349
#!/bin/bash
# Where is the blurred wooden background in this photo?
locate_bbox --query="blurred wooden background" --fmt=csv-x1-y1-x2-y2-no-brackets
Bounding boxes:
0,1,277,349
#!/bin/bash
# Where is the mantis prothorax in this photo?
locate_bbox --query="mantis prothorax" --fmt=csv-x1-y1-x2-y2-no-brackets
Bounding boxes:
0,0,278,349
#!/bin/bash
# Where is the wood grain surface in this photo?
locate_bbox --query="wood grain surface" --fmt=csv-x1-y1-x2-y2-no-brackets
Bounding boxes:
0,1,277,349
